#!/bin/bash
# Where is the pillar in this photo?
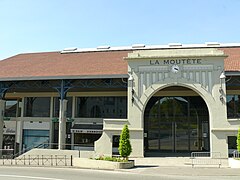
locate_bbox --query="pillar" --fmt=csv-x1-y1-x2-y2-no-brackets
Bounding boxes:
0,99,5,152
58,99,68,150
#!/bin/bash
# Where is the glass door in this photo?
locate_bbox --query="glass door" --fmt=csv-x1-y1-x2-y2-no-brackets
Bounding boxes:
159,122,174,152
144,94,209,156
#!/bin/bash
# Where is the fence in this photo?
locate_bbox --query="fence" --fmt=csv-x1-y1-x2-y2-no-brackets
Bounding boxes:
1,155,72,167
191,152,221,168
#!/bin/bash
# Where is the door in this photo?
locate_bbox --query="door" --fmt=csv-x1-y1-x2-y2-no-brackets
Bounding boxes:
159,122,189,152
159,122,174,152
144,95,209,156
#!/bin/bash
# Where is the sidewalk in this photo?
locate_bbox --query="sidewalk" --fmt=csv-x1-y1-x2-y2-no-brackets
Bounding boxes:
118,157,240,177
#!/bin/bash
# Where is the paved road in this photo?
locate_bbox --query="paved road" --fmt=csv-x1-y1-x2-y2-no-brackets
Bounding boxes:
0,166,239,180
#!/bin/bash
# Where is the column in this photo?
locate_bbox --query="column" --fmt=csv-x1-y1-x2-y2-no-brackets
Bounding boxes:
58,99,68,150
0,99,5,153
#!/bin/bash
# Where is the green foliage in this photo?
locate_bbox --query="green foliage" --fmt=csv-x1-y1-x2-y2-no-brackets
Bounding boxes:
118,124,132,160
237,127,240,152
94,156,127,162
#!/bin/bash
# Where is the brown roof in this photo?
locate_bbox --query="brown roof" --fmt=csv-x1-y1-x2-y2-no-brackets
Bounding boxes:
0,51,129,80
0,47,240,80
220,47,240,72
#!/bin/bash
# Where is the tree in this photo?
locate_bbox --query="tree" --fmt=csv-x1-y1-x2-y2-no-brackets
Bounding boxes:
237,127,240,152
118,124,132,160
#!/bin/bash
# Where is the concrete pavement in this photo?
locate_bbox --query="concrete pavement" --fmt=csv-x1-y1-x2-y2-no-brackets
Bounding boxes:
118,157,240,177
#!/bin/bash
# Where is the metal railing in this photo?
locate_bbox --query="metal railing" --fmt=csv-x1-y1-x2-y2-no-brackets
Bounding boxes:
233,150,240,159
12,140,50,159
1,155,72,166
191,152,221,168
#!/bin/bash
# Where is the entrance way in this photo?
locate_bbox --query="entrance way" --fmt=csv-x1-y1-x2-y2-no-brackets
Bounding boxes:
144,88,209,156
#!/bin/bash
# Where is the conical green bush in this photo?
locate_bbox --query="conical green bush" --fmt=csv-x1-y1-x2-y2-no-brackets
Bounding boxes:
118,124,132,160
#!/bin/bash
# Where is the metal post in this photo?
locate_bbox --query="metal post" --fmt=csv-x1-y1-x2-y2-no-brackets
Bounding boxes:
58,99,67,150
55,155,57,166
51,155,53,166
58,80,68,150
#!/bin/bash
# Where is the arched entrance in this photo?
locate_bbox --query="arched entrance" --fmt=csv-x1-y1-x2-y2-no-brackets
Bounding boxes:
144,86,209,156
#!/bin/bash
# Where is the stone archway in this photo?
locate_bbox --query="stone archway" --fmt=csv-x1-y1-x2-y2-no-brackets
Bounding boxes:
143,86,210,156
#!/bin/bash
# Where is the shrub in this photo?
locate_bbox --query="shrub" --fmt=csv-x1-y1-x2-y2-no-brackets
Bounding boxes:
237,127,240,152
118,124,132,160
94,156,127,162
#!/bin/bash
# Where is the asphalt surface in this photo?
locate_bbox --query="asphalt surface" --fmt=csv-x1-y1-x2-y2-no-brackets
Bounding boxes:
0,165,239,180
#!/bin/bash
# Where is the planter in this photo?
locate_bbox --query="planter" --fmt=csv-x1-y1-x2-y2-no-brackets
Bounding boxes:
228,158,240,168
73,158,134,169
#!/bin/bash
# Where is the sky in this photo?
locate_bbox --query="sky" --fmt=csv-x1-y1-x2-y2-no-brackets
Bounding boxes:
0,0,240,60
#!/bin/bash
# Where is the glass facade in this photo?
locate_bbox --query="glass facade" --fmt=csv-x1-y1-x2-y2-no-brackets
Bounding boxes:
5,100,19,117
53,97,73,117
75,97,127,118
228,136,237,157
144,96,209,155
22,130,49,150
226,95,240,118
24,97,51,117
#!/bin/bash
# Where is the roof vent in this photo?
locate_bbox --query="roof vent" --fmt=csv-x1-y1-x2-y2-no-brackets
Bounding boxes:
62,47,77,51
132,44,145,48
168,43,182,47
205,42,220,46
97,45,110,50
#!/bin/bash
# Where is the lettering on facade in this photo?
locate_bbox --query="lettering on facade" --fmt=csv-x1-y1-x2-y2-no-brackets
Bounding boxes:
71,129,102,134
150,59,202,65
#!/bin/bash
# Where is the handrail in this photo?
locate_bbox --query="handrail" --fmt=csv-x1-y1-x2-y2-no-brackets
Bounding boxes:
12,140,50,158
11,142,95,159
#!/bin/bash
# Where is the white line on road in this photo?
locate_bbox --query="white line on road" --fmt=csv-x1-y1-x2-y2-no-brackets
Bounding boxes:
0,174,65,180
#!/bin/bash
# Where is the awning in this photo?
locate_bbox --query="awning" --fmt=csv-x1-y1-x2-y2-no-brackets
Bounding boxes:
71,124,103,134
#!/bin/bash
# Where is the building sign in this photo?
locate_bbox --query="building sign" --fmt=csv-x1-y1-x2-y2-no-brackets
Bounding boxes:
150,58,202,65
3,128,15,135
71,129,102,134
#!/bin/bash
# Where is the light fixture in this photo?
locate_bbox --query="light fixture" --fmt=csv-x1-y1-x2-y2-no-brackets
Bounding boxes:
128,71,134,105
131,89,135,104
219,71,226,103
220,72,226,79
128,74,134,81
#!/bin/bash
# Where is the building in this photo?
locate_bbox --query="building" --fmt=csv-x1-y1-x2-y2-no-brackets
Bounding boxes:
0,42,240,158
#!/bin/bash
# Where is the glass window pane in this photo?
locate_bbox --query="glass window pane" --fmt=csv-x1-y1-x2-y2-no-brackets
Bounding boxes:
24,97,50,117
5,100,18,117
227,95,236,118
23,130,49,149
235,95,240,117
75,97,127,118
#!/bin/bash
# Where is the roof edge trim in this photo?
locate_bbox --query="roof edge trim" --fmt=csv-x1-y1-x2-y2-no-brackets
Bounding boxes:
0,74,128,82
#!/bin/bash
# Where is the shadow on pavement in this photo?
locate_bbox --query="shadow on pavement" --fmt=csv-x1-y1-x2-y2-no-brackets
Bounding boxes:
132,165,159,169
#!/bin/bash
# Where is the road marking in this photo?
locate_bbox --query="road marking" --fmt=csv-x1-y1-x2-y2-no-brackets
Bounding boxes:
0,174,65,180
